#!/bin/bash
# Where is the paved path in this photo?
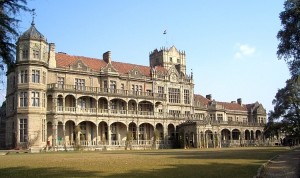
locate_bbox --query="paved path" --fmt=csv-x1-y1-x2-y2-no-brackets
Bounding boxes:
261,148,300,178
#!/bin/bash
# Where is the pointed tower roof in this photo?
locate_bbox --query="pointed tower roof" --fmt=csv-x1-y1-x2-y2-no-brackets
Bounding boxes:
19,23,46,42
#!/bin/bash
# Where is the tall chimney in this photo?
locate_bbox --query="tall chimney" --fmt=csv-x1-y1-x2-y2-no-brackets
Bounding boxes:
237,98,242,105
103,51,111,63
206,94,212,100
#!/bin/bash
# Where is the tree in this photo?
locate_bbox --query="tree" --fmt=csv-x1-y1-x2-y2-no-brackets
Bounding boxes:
0,0,29,71
277,0,300,77
270,77,300,137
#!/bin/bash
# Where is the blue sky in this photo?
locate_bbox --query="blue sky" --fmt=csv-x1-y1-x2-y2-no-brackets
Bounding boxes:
11,0,290,114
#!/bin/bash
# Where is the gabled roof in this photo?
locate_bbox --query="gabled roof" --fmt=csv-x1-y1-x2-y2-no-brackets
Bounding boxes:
194,94,249,112
55,53,167,76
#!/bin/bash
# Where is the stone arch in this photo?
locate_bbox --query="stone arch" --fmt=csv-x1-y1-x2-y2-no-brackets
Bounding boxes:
232,129,241,140
110,98,127,114
128,99,137,114
77,121,97,146
256,130,262,140
65,120,75,146
98,97,108,113
168,124,175,140
65,94,76,112
245,130,250,140
98,121,108,144
128,122,137,140
110,122,127,145
138,100,154,115
155,123,164,140
139,123,154,140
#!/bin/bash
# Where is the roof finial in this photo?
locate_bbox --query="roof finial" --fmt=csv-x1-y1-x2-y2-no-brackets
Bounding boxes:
31,9,36,26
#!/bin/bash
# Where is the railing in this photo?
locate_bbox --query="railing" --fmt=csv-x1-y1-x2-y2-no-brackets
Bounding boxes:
48,83,167,100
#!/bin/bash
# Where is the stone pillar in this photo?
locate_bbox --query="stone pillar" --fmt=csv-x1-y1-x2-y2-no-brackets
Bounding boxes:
108,123,111,145
63,123,66,146
137,125,140,145
96,125,98,146
213,133,215,148
199,132,202,148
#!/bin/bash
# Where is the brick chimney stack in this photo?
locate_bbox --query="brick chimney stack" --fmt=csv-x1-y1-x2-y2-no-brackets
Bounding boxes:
103,51,111,63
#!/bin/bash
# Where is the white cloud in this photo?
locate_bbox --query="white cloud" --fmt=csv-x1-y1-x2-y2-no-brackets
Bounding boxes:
234,43,256,59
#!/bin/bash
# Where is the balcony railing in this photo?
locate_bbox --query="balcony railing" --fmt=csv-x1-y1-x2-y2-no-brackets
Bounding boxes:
47,83,167,100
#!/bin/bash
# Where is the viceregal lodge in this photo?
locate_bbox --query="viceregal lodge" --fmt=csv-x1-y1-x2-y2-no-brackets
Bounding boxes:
3,22,267,152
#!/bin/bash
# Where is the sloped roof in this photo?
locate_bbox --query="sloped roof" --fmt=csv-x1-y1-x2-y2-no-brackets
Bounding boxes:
194,94,249,112
19,23,46,42
55,53,167,76
194,94,210,106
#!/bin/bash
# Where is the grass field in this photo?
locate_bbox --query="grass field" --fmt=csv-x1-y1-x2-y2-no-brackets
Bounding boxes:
0,147,289,178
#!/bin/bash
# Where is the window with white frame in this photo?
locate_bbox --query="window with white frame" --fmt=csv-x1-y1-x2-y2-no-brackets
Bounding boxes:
20,70,28,83
57,77,64,89
184,89,190,104
20,91,28,107
75,78,85,90
31,91,40,107
168,88,180,103
110,80,116,93
20,118,28,142
217,114,223,121
32,70,40,83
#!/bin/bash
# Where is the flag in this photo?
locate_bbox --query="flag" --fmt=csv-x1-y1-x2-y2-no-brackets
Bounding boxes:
163,30,167,35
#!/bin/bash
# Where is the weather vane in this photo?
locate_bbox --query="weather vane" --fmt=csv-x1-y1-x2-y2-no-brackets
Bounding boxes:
31,9,36,25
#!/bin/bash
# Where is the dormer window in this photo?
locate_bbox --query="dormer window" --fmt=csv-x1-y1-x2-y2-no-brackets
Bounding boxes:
33,49,39,59
78,63,82,68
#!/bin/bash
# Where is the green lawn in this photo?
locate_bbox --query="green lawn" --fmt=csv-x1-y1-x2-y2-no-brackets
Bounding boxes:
0,147,288,178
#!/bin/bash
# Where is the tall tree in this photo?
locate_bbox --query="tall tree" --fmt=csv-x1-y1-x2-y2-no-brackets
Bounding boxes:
0,0,28,71
277,0,300,78
271,77,300,137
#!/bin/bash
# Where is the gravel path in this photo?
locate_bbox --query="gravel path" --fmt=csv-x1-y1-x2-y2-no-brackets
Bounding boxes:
260,148,300,178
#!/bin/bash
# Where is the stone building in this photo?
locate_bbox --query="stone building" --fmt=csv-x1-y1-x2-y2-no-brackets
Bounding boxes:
4,22,266,151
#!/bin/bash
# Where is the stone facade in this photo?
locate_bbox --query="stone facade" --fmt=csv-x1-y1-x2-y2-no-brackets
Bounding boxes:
4,23,266,151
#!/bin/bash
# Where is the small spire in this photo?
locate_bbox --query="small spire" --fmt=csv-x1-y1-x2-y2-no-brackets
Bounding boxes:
31,9,36,26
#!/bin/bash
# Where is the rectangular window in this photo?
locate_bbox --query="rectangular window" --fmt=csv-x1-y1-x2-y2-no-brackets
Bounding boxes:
20,118,28,142
20,91,28,107
75,78,85,90
58,77,64,89
33,50,39,59
32,70,40,83
169,110,180,117
20,70,28,83
184,89,190,104
31,91,40,107
217,114,223,121
22,49,28,59
168,88,180,103
110,80,116,93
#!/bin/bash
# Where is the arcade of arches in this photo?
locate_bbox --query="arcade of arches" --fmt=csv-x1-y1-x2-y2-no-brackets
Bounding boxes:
46,120,176,148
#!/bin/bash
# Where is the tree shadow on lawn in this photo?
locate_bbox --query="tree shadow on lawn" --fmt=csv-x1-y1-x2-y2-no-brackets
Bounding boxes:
123,148,286,161
0,166,101,178
103,162,260,178
0,162,260,178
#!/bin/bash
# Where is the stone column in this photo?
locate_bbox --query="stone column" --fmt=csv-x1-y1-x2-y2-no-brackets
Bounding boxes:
108,123,111,145
63,123,66,146
96,125,98,146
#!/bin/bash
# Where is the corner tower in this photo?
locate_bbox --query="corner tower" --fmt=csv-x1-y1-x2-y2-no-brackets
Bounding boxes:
6,18,50,150
149,46,186,75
